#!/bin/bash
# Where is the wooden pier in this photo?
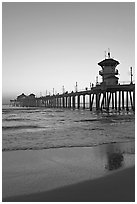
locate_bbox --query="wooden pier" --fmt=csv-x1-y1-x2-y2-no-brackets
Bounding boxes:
36,83,135,111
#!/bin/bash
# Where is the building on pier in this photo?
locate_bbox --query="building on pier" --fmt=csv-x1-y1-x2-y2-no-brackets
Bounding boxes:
27,94,36,107
16,93,27,106
17,93,27,101
98,51,119,86
10,93,36,107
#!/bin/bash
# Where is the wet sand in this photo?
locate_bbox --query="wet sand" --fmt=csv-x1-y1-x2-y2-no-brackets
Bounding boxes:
3,167,135,202
2,142,135,202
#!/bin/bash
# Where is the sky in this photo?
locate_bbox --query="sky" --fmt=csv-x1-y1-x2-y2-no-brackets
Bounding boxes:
2,2,135,103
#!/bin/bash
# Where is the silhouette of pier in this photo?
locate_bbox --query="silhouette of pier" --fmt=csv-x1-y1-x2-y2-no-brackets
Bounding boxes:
10,51,135,112
35,83,135,111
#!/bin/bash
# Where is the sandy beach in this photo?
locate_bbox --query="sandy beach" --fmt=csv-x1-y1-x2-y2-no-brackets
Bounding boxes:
3,167,135,202
2,142,135,202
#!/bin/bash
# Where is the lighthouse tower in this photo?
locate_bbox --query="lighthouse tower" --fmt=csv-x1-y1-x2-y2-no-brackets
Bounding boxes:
98,51,119,86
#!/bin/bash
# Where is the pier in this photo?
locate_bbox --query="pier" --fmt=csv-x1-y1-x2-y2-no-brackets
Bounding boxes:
10,51,135,112
35,84,135,112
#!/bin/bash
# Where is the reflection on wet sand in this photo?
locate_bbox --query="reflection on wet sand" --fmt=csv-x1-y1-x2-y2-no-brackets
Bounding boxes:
106,152,124,170
95,142,134,172
105,143,124,170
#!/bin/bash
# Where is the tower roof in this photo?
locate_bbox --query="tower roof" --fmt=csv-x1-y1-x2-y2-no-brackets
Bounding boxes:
98,58,120,67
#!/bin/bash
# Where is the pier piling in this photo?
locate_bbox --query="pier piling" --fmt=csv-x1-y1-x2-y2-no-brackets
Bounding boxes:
118,91,121,111
83,95,85,109
126,91,129,111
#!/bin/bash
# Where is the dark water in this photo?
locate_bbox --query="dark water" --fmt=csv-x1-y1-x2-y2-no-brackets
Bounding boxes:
2,105,135,151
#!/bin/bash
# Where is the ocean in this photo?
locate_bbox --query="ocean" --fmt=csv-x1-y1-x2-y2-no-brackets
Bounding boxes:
2,105,135,152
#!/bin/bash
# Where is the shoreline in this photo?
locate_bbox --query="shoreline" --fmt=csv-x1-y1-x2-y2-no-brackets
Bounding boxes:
3,141,135,202
2,139,135,152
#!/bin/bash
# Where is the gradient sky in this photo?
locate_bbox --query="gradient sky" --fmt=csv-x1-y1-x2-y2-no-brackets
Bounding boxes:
2,2,135,103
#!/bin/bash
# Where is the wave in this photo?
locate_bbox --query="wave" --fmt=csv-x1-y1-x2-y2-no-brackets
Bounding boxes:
75,114,135,123
3,118,30,121
75,119,98,122
2,140,135,152
2,125,41,130
2,107,41,115
2,108,65,116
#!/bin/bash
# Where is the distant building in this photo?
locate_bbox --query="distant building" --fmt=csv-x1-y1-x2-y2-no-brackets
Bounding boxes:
16,93,27,106
17,93,27,101
98,51,119,86
16,93,36,107
29,93,35,98
28,94,36,107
